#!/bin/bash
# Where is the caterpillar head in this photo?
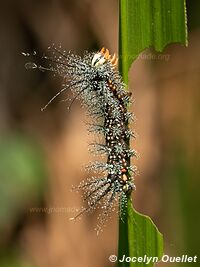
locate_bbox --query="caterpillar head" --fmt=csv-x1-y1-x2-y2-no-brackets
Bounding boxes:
91,47,118,68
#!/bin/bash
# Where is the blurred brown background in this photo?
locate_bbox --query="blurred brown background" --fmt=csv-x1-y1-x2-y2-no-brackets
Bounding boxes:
0,0,199,267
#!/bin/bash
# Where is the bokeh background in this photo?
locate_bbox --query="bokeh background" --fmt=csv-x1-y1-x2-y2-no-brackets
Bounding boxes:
0,1,199,267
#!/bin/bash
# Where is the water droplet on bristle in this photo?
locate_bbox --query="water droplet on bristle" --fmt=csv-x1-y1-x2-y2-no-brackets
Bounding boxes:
22,52,30,57
25,62,37,70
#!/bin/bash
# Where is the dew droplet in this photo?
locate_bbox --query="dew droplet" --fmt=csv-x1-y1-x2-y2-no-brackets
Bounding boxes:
21,52,30,57
25,62,37,70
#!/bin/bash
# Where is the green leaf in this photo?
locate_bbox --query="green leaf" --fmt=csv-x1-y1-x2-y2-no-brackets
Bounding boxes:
118,0,188,266
119,0,188,83
117,198,163,267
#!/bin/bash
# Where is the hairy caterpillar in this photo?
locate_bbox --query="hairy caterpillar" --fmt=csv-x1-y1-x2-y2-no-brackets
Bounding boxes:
24,45,137,233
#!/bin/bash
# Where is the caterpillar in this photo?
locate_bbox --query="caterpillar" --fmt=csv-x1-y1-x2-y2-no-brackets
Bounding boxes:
24,45,137,233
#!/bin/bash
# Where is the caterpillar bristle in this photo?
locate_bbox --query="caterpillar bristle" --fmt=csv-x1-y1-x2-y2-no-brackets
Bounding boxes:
100,47,105,54
104,48,110,59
